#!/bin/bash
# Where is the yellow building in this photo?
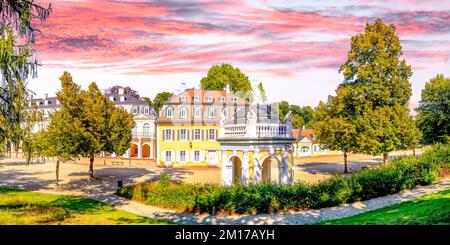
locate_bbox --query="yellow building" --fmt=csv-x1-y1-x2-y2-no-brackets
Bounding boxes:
156,87,247,167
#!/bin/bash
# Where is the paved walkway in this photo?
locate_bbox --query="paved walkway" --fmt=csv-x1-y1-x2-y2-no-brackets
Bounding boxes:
1,157,447,225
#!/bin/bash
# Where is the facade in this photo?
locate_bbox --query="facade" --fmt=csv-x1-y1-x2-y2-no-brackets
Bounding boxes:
30,87,157,159
292,127,340,157
155,87,247,167
218,102,295,186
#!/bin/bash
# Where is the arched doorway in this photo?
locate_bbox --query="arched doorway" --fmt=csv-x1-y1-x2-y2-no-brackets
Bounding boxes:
261,155,280,183
130,144,138,157
142,144,150,158
230,156,242,184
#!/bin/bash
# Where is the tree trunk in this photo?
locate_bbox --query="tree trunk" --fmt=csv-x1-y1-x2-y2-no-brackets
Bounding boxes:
383,153,388,164
89,155,95,178
412,149,416,157
56,159,60,186
344,152,348,173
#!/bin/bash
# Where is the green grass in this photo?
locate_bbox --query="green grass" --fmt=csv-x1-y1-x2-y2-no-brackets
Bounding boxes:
0,187,172,225
320,189,450,225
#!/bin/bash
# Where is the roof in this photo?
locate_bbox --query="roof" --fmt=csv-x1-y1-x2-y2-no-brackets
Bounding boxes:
292,129,301,141
106,93,148,105
292,128,315,142
165,88,247,105
224,103,279,124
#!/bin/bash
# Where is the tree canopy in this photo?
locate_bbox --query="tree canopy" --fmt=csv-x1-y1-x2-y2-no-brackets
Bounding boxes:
152,92,174,114
200,64,252,96
272,101,314,129
106,85,140,99
417,74,450,144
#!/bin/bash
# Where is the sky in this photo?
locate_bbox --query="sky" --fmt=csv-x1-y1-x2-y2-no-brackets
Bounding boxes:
29,0,450,111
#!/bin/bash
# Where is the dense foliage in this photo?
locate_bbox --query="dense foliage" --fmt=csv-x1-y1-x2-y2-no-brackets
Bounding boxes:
200,64,252,97
272,101,314,128
417,74,450,144
117,144,449,215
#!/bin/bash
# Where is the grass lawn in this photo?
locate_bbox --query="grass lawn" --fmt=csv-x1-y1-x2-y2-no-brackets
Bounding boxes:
0,187,172,225
321,189,450,225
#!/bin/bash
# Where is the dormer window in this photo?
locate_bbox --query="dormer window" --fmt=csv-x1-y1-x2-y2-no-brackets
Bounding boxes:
132,107,138,114
166,107,174,118
206,96,213,102
220,96,226,102
144,107,149,114
120,95,126,102
180,95,186,102
233,97,238,103
208,107,216,118
222,108,229,118
179,106,188,118
193,107,202,118
109,96,115,101
193,96,200,102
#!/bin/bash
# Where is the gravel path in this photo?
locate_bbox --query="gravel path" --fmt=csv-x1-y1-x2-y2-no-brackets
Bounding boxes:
1,157,448,225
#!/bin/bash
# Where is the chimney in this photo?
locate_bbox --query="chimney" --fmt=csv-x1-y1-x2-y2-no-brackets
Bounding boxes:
302,125,305,130
44,93,48,99
118,88,124,95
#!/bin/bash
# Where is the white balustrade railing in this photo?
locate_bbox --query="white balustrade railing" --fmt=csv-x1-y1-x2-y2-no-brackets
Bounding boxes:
222,123,292,138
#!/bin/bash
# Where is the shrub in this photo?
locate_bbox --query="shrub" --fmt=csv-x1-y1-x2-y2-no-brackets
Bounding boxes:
116,144,449,214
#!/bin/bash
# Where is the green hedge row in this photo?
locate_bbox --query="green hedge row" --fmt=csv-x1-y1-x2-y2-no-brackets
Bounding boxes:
116,144,450,214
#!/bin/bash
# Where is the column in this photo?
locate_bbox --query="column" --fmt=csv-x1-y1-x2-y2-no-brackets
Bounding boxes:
280,150,290,185
138,140,142,158
253,150,261,184
243,150,249,185
221,150,232,186
150,141,154,159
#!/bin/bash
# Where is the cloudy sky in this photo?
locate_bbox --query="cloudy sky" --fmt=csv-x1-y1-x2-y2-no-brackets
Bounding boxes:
30,0,450,110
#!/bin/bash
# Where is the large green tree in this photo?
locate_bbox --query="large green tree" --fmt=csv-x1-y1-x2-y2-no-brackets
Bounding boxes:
417,74,450,144
337,18,420,163
50,72,135,178
0,1,51,152
272,101,314,128
200,64,252,96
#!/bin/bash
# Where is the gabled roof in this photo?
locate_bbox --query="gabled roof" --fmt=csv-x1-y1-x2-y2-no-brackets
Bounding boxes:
293,128,315,142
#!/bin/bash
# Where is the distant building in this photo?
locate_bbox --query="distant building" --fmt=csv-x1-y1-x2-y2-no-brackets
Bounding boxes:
292,127,341,157
155,86,247,167
29,86,157,159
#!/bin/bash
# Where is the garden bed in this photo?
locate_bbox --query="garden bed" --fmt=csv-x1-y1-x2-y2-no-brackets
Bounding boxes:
116,144,450,215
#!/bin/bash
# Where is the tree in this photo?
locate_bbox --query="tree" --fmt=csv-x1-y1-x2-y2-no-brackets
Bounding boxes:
0,1,51,152
338,18,419,164
417,74,450,144
257,82,267,102
152,92,173,114
272,101,314,128
200,64,252,96
141,97,152,106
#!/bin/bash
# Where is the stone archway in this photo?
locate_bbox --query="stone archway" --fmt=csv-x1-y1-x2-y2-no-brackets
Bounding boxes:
261,155,281,183
230,155,243,184
130,143,138,158
142,144,150,158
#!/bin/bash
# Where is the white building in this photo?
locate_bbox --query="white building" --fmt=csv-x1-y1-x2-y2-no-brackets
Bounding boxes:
30,86,157,159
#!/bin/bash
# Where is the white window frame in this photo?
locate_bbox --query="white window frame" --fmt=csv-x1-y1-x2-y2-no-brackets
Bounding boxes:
133,107,138,114
166,107,174,118
193,150,201,162
144,107,149,114
208,129,216,140
164,151,173,163
222,108,229,118
179,129,187,141
233,97,238,102
193,107,202,118
208,107,216,118
193,96,200,102
179,150,187,163
220,96,226,102
193,129,201,141
179,106,188,118
180,95,186,102
163,129,173,141
206,96,213,102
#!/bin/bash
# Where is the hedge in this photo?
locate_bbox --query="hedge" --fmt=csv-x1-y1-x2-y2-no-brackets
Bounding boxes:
116,144,450,214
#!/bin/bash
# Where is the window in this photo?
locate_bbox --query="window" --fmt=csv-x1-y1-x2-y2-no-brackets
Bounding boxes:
180,151,186,162
301,147,309,153
208,129,216,140
206,96,213,102
194,151,200,162
132,107,138,114
193,96,200,102
143,123,150,137
165,151,172,162
163,129,173,141
208,107,216,118
144,107,149,114
193,107,202,118
179,129,187,141
233,97,238,103
180,95,186,102
132,126,138,135
222,108,229,118
194,129,201,140
166,107,174,118
220,96,226,102
179,106,188,118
